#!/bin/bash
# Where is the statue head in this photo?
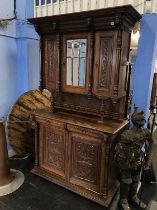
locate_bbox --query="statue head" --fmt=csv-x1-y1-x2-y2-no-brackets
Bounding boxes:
131,106,146,127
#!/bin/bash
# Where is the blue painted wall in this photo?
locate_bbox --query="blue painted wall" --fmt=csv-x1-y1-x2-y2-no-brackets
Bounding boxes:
0,0,40,156
16,21,40,98
0,0,40,119
0,10,17,119
16,0,34,19
131,14,157,123
0,0,14,19
0,31,17,118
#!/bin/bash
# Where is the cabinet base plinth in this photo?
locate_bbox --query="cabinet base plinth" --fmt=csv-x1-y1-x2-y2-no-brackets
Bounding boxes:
31,167,119,207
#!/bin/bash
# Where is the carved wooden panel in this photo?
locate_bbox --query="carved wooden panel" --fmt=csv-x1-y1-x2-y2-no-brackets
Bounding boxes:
93,31,117,98
43,35,59,90
47,40,55,82
39,125,67,178
69,132,102,191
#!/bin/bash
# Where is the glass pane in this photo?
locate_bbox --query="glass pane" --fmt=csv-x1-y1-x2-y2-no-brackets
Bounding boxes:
47,0,51,3
41,0,45,5
36,0,39,6
66,39,87,87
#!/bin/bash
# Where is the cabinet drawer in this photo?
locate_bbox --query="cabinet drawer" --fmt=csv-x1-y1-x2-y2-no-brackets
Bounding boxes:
39,124,67,178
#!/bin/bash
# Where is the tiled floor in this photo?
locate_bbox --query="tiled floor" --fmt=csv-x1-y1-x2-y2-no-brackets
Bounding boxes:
0,157,156,210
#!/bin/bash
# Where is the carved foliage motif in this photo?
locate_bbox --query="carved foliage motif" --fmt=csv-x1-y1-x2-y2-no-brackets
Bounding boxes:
47,40,55,82
99,38,111,88
45,127,65,171
72,139,99,183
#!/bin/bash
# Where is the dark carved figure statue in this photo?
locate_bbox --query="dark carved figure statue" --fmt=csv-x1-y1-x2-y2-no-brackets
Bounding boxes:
115,107,154,210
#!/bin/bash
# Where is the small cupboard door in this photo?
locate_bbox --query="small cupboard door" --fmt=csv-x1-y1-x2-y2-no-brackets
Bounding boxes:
68,132,102,191
39,124,67,178
42,35,59,90
93,31,117,98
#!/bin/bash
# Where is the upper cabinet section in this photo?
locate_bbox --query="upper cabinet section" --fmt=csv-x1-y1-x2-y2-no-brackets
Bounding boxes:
28,6,141,120
29,5,141,34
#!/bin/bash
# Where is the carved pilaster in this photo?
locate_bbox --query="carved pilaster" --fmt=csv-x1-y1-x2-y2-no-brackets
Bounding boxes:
111,98,118,113
88,31,94,99
51,93,55,113
87,17,93,29
39,37,45,91
88,83,92,99
52,22,57,31
114,15,121,26
89,31,94,49
56,32,61,93
113,85,118,97
117,30,122,49
114,30,122,97
100,99,105,122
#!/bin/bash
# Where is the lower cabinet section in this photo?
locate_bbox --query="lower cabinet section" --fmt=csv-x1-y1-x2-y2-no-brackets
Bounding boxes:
33,111,128,207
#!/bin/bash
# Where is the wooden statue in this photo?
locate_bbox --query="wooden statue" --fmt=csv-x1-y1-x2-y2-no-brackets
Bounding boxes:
115,108,154,210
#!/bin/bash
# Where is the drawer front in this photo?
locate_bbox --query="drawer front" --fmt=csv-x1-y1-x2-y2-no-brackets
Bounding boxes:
68,131,103,191
39,124,67,178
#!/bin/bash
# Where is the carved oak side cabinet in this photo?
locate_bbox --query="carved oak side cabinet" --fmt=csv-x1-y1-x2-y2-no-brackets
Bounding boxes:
28,5,141,207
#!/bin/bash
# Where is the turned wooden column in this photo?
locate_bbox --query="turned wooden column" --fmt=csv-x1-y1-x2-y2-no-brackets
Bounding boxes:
0,119,12,186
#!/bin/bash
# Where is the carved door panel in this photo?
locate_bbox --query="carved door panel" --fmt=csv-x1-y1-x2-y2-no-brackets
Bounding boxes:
93,31,117,98
43,35,59,90
68,132,102,191
39,124,67,178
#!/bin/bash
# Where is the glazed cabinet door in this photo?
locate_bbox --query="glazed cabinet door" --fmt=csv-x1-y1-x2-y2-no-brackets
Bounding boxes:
42,35,59,90
62,32,91,95
68,130,104,192
39,123,67,178
93,31,117,98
